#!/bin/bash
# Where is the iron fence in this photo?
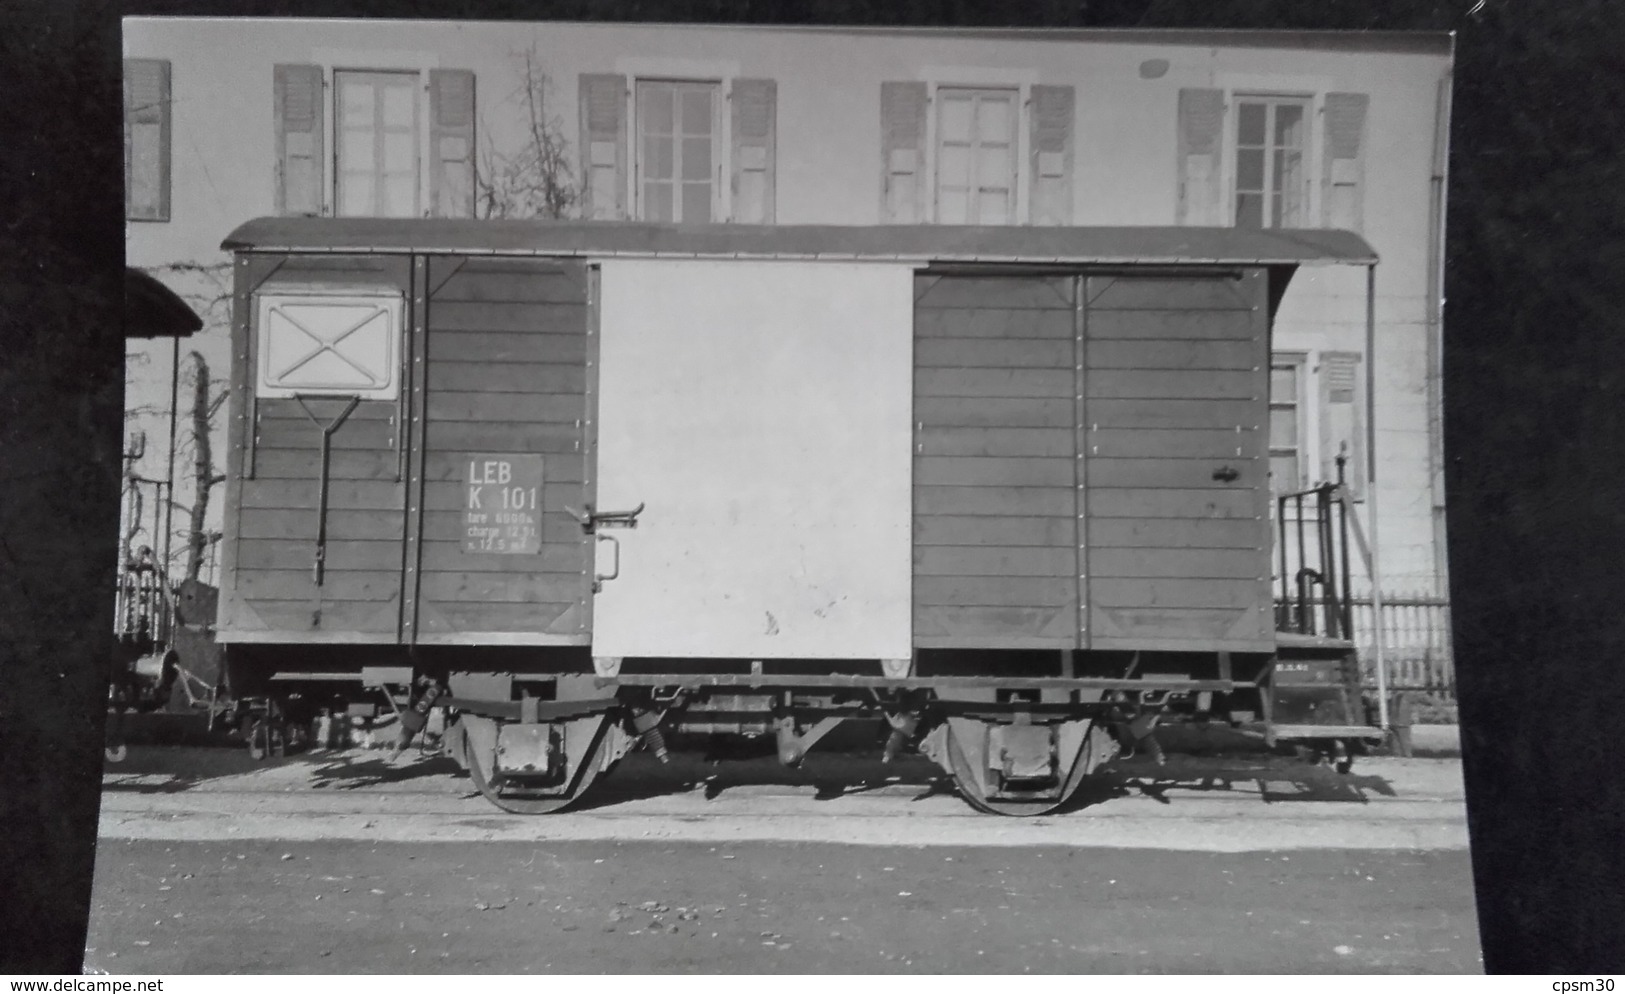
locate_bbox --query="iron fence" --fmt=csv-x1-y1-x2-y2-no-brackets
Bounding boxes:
1278,593,1455,698
1352,594,1455,698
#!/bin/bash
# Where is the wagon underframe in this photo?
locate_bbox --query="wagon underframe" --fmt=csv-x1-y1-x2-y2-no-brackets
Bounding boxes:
246,648,1376,815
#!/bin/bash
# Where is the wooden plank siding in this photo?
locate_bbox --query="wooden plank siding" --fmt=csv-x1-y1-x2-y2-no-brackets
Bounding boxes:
218,255,411,640
912,274,1080,648
909,268,1275,654
219,252,596,646
1083,272,1274,651
413,256,594,643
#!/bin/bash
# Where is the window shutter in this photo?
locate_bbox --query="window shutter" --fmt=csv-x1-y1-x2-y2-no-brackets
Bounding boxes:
1028,85,1074,226
124,59,171,221
730,78,776,224
1320,352,1365,498
1322,92,1369,231
274,64,325,217
579,74,627,220
880,81,928,224
428,70,476,218
1176,88,1224,225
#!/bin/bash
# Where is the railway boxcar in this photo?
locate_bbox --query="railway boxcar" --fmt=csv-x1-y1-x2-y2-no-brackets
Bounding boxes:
217,218,1379,814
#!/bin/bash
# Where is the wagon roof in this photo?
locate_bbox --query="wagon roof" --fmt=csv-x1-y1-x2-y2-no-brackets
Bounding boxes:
223,219,1377,267
126,267,202,339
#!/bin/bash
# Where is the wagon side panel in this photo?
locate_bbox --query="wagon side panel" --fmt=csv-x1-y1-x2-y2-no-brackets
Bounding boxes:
219,254,412,643
411,257,594,644
1082,270,1274,652
912,273,1081,650
591,260,915,660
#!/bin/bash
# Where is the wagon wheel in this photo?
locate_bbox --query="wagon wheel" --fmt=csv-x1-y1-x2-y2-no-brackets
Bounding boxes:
461,712,617,815
943,717,1116,817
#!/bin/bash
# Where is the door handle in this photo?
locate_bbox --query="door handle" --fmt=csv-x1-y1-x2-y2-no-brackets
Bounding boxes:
563,501,645,534
592,534,620,593
1212,465,1240,483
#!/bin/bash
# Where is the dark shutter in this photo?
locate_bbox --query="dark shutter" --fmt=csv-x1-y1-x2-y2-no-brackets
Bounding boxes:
730,78,776,224
274,64,325,217
579,74,627,220
1320,352,1365,498
1322,92,1370,231
429,69,476,218
880,81,928,224
1176,88,1224,225
1028,85,1074,226
124,59,171,221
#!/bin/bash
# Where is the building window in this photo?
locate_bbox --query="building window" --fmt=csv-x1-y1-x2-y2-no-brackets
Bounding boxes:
882,81,1075,226
935,87,1017,225
1233,95,1310,229
124,59,171,222
636,79,719,223
1269,355,1306,494
335,71,420,218
276,65,474,219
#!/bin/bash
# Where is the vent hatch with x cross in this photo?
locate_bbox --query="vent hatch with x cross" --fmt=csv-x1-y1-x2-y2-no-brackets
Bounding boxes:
256,291,403,400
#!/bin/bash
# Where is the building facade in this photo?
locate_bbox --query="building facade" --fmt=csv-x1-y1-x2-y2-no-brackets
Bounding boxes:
123,19,1454,684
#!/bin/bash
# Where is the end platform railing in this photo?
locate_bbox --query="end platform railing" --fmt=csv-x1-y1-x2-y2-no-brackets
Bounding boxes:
1274,457,1359,641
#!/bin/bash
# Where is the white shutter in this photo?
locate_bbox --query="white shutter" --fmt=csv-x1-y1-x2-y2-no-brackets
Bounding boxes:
880,82,928,223
1322,92,1370,231
1028,85,1074,226
1319,352,1365,497
579,74,627,220
1177,88,1225,225
730,78,776,223
274,64,325,217
124,59,171,221
429,70,476,218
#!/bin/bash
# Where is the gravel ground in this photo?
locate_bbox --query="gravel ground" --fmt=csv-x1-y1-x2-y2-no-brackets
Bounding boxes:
86,838,1482,974
87,741,1480,974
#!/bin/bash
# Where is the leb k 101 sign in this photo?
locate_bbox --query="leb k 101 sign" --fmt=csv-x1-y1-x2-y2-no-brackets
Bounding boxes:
462,454,544,554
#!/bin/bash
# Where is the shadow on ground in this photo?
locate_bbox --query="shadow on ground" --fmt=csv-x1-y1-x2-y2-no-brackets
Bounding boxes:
575,746,1397,813
100,743,293,793
102,739,1398,812
306,753,466,791
1075,753,1399,811
575,747,948,812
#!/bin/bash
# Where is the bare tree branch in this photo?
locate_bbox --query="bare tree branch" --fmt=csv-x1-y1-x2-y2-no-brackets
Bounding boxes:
183,350,227,582
476,47,579,220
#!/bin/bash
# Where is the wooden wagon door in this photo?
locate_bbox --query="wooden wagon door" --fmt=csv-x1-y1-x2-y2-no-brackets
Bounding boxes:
407,257,596,645
1081,271,1274,652
911,273,1082,650
218,255,412,642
